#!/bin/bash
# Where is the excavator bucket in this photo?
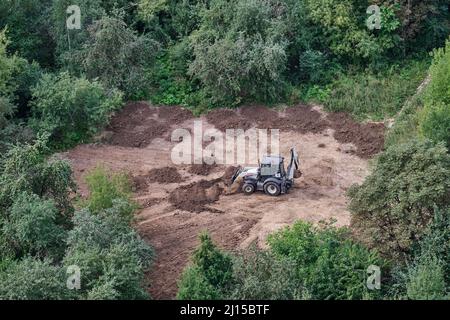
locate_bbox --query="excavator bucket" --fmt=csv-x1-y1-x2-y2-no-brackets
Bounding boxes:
227,167,244,194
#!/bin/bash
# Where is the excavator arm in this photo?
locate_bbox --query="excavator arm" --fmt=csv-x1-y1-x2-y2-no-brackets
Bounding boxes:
287,147,300,181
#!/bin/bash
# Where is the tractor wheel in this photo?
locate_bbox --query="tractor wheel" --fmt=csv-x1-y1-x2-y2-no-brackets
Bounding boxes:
264,182,281,196
242,183,255,195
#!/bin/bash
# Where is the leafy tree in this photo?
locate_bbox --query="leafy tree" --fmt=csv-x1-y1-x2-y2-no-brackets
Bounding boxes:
51,0,105,61
0,0,55,67
0,29,24,99
230,246,306,300
304,0,400,63
0,257,70,300
68,15,159,98
375,0,450,52
0,136,75,216
188,0,288,106
268,220,384,300
349,139,450,258
30,72,123,147
63,204,153,300
178,233,233,299
1,192,66,259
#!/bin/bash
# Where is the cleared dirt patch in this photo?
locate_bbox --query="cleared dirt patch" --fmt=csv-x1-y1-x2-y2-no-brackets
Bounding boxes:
62,102,384,299
169,179,224,213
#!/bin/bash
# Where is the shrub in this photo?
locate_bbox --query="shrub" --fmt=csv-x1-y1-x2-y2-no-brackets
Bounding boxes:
349,139,450,258
1,192,66,259
178,233,233,299
406,254,447,300
419,102,450,149
82,166,134,217
0,257,69,300
30,72,123,147
230,246,306,300
268,220,384,300
0,136,75,216
63,206,154,300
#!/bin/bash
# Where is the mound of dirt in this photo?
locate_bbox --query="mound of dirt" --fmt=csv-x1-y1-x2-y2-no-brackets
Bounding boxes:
188,163,218,176
327,112,385,158
109,120,170,148
206,109,253,132
157,106,194,124
239,105,279,128
282,105,329,134
109,101,157,128
134,167,184,190
169,179,224,213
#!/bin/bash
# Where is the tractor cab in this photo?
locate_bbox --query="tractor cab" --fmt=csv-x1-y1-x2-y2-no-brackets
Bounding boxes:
259,155,286,181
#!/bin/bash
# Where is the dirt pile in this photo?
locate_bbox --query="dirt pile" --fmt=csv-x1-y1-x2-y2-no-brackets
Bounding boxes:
109,101,157,128
107,103,196,148
169,179,224,213
282,105,329,134
239,105,279,128
158,106,194,124
188,163,218,176
206,109,253,132
133,167,184,191
327,112,385,158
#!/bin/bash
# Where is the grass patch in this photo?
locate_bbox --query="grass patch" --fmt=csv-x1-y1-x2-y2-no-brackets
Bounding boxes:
320,60,429,121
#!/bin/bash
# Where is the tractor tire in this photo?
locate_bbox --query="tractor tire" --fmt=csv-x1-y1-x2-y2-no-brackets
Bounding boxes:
242,183,255,195
264,182,281,196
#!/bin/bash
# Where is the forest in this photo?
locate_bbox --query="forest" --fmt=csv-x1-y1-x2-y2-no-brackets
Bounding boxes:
0,0,449,300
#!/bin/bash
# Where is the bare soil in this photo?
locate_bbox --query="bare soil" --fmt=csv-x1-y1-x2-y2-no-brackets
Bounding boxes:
61,101,384,299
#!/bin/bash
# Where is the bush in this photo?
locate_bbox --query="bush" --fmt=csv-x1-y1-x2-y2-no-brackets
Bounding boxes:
349,139,450,258
406,254,447,300
419,102,450,149
0,136,75,215
0,257,69,300
1,192,66,259
63,206,154,300
268,220,384,300
30,72,123,147
177,233,233,299
230,246,306,300
82,166,135,217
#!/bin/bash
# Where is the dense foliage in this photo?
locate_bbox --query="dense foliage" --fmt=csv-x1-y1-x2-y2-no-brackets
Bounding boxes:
349,139,450,259
0,0,449,301
178,222,386,300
